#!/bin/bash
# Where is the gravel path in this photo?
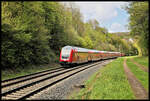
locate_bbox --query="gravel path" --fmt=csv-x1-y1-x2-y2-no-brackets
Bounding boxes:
27,59,114,100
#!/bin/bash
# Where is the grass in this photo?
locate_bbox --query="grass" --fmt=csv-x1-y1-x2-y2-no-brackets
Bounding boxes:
69,57,135,99
1,63,60,81
132,56,148,68
126,57,149,91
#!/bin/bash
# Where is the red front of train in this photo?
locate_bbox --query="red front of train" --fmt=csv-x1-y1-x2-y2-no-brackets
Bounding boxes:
59,46,74,66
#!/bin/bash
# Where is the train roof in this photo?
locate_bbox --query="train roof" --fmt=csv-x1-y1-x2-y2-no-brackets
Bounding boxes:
108,51,120,53
62,46,121,53
62,46,97,53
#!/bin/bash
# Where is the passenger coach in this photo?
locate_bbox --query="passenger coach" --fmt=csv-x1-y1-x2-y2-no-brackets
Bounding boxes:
59,46,124,66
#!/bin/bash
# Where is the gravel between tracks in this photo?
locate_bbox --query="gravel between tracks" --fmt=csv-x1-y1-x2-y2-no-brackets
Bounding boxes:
27,59,114,100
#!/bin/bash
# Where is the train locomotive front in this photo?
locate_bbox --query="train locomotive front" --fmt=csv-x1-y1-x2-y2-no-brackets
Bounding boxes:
59,46,73,66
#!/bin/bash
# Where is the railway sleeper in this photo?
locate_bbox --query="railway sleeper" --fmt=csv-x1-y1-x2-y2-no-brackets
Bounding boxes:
2,96,18,100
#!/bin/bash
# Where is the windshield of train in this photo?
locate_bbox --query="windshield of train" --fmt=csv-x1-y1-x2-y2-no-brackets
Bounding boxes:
61,47,72,59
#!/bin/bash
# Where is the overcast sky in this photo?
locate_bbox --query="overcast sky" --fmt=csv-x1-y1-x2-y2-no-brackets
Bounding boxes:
61,2,130,33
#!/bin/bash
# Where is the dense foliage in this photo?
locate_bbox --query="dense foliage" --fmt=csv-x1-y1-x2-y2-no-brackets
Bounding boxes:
125,2,149,56
1,2,136,69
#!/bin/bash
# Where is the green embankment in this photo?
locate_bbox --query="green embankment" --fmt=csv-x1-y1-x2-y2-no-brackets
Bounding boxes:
70,57,135,99
126,57,148,91
132,56,148,68
1,63,59,81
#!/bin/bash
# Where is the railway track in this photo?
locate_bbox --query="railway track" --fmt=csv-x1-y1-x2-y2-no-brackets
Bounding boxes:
1,60,109,100
1,67,64,88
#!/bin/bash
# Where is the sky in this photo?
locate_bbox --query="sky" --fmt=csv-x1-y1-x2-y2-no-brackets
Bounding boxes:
61,2,130,33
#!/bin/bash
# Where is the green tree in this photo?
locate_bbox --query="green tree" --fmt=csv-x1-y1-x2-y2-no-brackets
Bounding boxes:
125,2,149,56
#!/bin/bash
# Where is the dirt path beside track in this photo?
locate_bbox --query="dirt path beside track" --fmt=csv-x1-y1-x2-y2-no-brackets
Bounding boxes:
123,58,148,99
130,58,148,72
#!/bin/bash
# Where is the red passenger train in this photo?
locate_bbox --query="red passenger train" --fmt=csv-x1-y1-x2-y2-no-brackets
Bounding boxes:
59,46,124,66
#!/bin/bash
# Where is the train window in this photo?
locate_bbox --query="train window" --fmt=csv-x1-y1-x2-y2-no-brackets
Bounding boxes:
61,48,72,59
62,56,69,59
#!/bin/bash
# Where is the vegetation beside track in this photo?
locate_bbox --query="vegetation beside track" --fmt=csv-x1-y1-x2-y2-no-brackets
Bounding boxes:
69,56,149,99
1,63,60,81
131,56,148,68
126,57,148,91
69,57,135,99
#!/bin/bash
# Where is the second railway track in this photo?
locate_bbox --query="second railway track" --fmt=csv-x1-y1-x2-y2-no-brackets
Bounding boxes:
1,59,110,100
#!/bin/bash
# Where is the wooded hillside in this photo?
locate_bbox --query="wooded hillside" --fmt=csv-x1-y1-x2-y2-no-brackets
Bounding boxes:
1,2,137,69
